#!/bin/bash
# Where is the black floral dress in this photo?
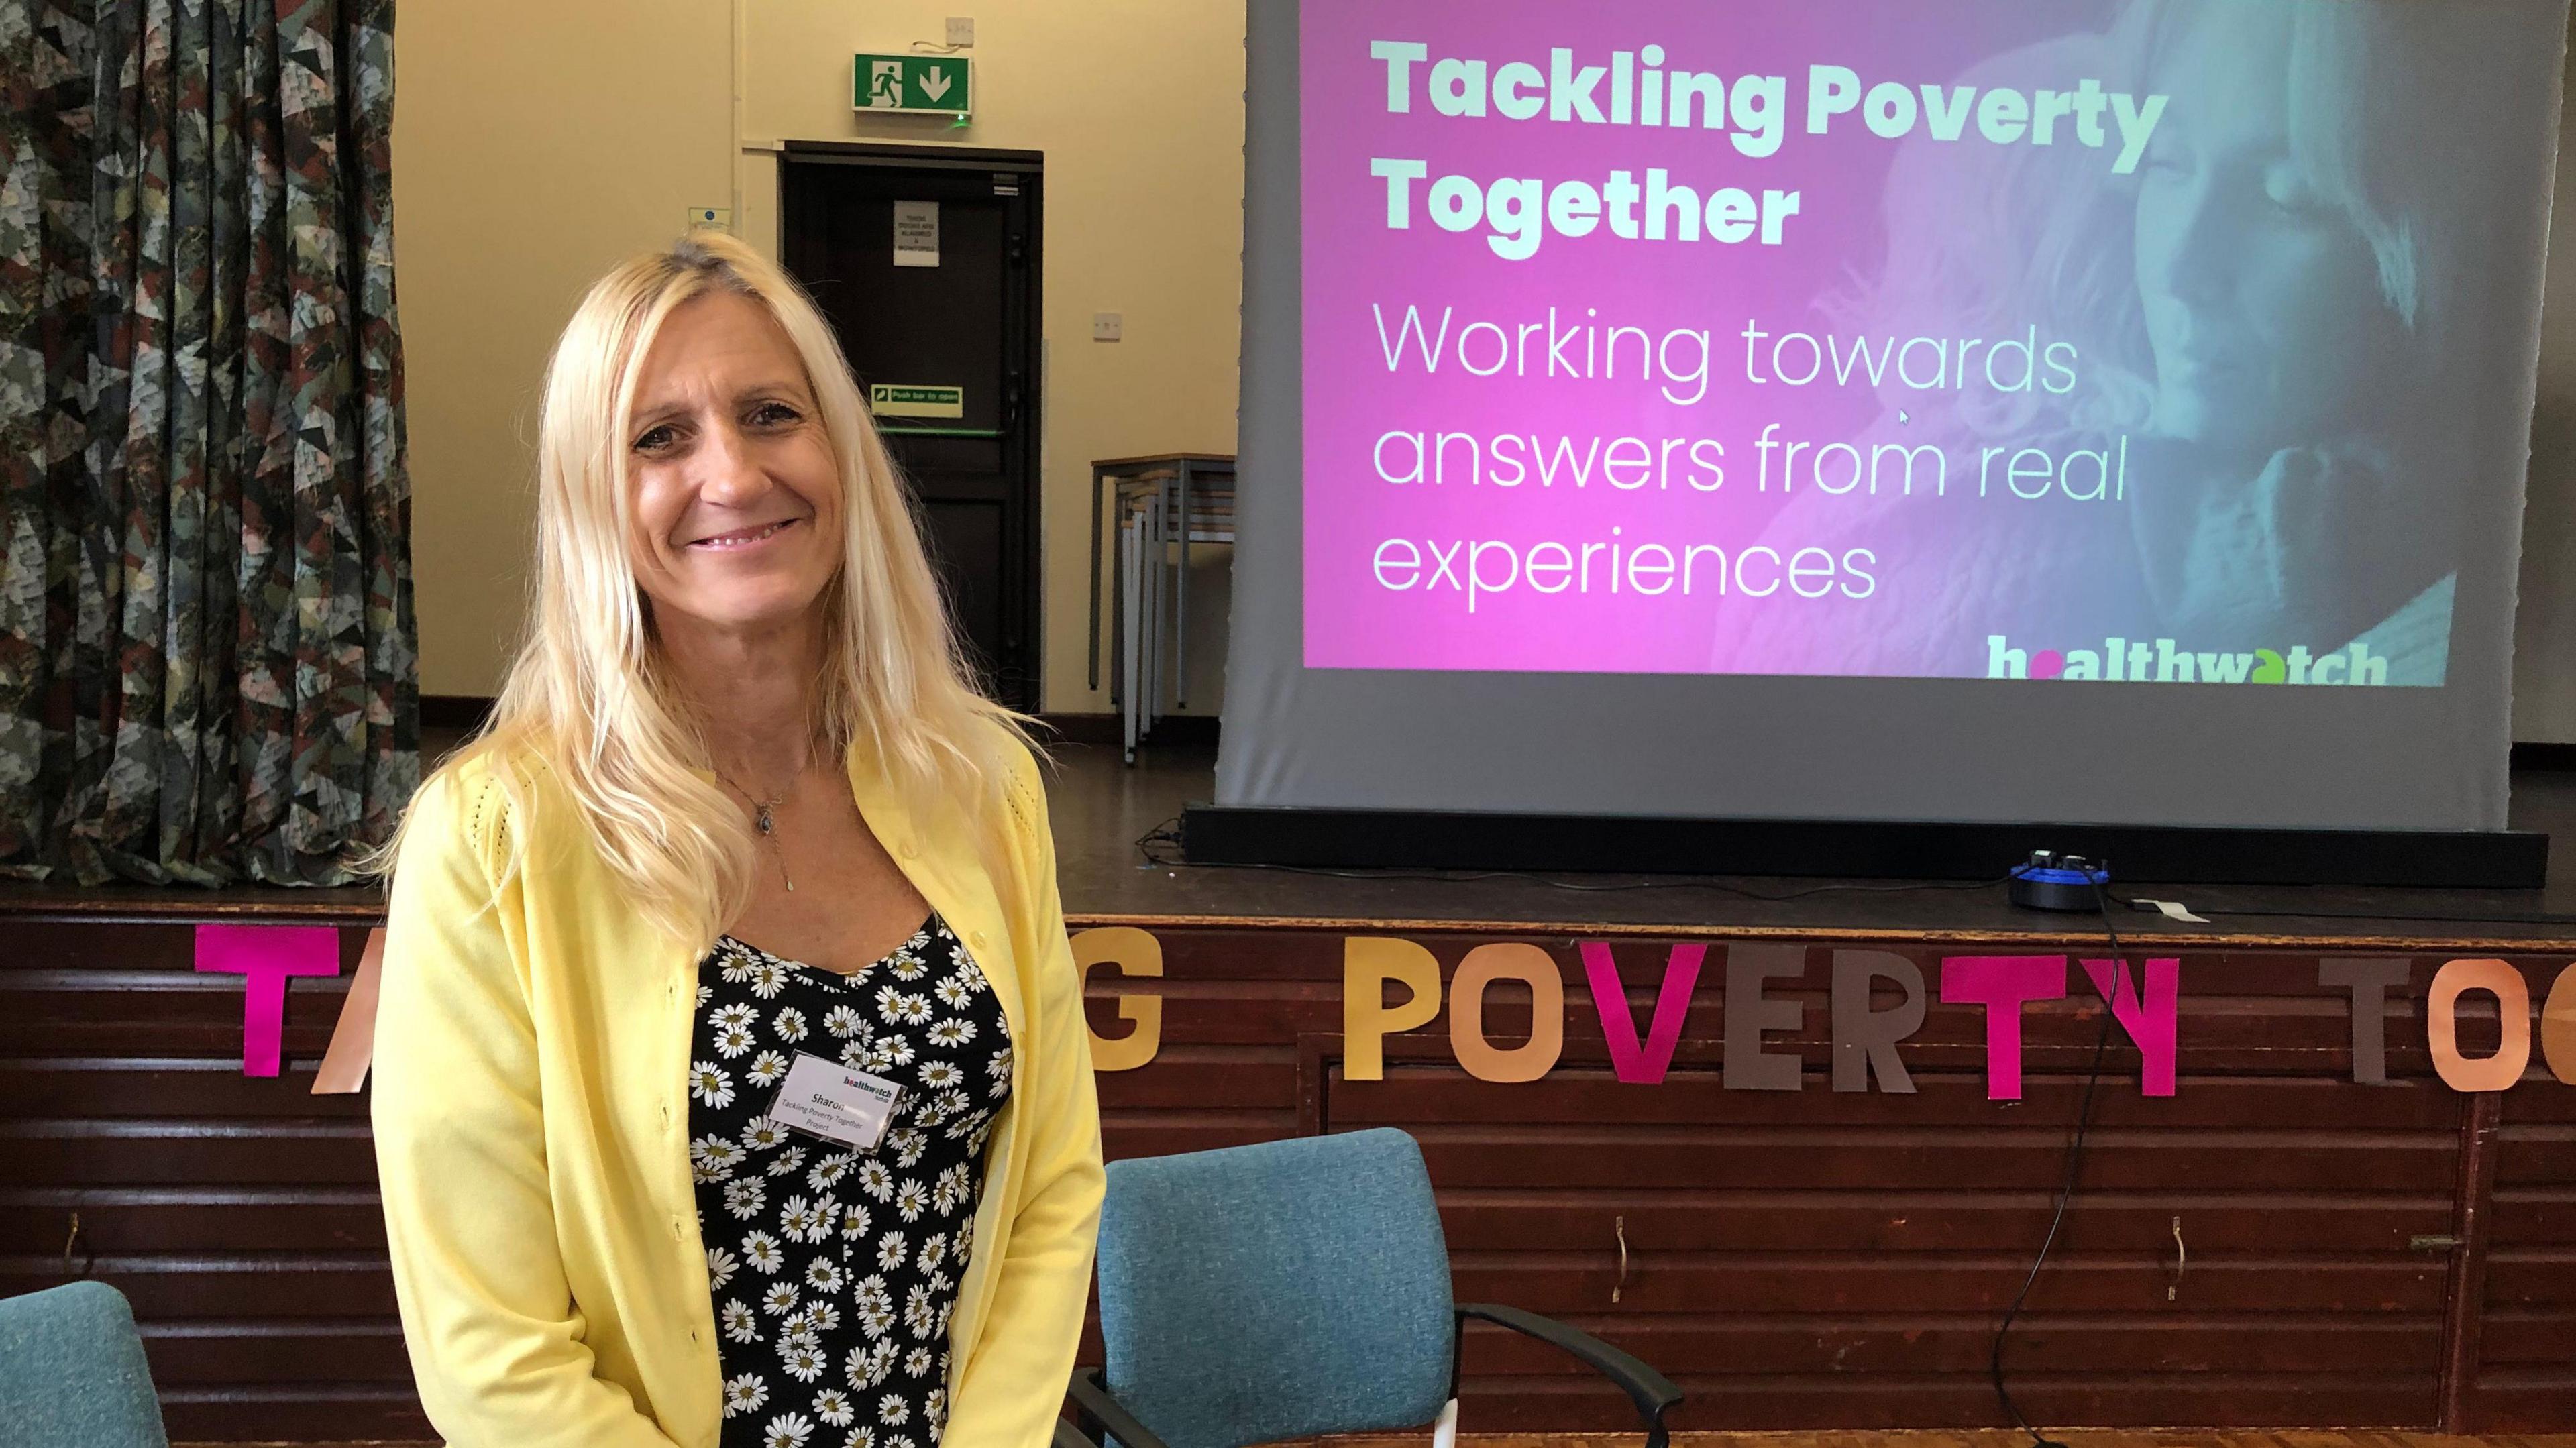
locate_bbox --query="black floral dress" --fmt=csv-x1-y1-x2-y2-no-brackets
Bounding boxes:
686,914,1013,1448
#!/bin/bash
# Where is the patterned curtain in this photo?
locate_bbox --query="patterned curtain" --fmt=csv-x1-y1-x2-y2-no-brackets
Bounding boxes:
0,0,415,885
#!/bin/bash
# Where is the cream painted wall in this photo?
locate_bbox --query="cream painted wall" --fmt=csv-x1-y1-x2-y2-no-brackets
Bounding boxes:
396,0,733,696
739,2,1247,714
396,1,1248,712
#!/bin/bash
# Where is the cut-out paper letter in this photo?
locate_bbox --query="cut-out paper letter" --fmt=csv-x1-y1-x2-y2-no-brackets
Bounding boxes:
1831,950,1925,1094
1345,936,1442,1081
195,924,343,1078
1074,927,1165,1073
2544,962,2576,1087
2320,958,2412,1085
1580,940,1705,1084
1449,943,1564,1083
2428,958,2530,1093
1723,944,1806,1091
2078,956,2181,1097
1941,955,2067,1101
312,928,386,1095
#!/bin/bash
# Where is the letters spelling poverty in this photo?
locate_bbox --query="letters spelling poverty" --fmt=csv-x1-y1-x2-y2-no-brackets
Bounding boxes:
1362,41,2170,259
1078,933,2576,1099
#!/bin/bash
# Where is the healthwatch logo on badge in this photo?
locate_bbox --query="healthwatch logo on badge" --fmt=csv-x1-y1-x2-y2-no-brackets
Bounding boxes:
1986,636,2394,686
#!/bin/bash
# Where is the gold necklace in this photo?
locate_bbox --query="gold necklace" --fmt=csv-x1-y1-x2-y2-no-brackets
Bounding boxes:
715,771,796,893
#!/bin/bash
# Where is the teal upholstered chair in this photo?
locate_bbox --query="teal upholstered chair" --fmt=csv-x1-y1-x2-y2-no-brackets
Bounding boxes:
0,1281,169,1448
1066,1127,1680,1448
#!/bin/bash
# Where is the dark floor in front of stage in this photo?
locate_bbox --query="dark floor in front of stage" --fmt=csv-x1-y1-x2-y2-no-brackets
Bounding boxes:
1034,738,2576,943
19,727,2565,946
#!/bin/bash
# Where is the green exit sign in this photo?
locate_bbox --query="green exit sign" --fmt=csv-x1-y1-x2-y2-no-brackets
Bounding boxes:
855,54,972,116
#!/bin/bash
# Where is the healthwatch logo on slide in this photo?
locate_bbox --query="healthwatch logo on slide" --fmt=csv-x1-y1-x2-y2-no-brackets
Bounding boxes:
1986,636,2392,685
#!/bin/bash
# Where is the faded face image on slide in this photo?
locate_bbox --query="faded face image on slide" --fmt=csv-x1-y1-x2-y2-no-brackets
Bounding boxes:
2124,1,2445,667
2131,8,2398,462
1701,0,2554,686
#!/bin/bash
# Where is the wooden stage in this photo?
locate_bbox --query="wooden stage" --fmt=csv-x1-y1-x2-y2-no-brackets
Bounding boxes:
8,740,2576,1441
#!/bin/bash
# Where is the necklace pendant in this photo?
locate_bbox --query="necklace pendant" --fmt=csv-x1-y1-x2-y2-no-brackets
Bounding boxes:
756,807,775,836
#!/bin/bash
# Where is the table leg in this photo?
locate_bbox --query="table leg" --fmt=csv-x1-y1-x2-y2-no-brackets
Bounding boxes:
1175,460,1191,709
1121,506,1141,765
1145,488,1165,743
1088,467,1108,692
1109,485,1125,710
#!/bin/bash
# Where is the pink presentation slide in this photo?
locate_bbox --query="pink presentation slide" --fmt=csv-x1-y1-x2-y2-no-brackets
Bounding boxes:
1297,0,2516,687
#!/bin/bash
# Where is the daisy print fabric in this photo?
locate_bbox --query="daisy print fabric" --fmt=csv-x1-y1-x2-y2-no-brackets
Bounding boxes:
690,914,1013,1448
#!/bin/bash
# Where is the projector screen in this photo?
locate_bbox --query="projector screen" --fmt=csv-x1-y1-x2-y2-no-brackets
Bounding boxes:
1218,0,2567,832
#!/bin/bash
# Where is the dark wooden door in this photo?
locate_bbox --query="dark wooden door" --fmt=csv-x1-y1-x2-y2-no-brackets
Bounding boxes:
779,144,1043,710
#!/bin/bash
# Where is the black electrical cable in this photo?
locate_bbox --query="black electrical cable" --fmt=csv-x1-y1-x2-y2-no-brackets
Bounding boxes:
1986,877,2131,1448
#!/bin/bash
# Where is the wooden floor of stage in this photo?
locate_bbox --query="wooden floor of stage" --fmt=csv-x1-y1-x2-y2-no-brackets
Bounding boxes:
1357,1437,2576,1447
1042,739,2576,950
138,1419,2528,1443
10,734,2576,954
1419,1435,2576,1447
151,1424,2576,1447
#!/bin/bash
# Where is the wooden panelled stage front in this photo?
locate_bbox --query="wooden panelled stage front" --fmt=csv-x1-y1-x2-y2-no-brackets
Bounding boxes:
5,743,2576,1441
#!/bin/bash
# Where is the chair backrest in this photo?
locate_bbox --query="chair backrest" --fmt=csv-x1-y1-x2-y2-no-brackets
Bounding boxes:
1094,1127,1455,1448
0,1281,169,1448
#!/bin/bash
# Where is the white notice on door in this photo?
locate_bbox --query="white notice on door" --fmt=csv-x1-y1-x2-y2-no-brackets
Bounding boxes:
893,200,939,268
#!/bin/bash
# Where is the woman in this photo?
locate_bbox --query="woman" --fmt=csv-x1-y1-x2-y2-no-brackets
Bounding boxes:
372,232,1102,1448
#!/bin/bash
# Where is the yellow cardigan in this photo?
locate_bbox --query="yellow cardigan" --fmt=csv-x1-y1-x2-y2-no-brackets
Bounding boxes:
371,734,1104,1447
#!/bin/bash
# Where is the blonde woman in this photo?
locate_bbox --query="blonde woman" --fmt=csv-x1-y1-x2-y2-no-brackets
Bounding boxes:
372,233,1102,1448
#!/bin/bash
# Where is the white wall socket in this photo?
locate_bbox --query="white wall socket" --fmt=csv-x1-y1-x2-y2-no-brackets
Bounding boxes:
946,16,974,47
1092,312,1123,342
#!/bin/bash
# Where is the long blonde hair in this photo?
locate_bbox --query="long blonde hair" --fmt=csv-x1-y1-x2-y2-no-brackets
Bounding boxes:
413,232,1028,945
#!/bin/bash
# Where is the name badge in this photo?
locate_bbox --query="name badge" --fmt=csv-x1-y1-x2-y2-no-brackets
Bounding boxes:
769,1052,902,1150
